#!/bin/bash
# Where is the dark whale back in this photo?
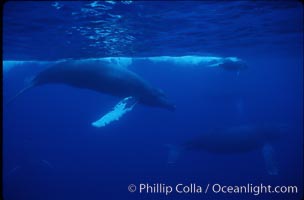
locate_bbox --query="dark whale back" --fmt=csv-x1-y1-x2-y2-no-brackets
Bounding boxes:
184,125,283,153
32,60,175,111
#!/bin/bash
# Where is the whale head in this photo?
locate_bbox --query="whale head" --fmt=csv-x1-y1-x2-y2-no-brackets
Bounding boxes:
139,88,175,111
219,59,248,71
260,123,289,142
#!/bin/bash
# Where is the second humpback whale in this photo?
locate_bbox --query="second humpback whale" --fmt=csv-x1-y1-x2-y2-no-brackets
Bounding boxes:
8,60,175,112
166,124,288,175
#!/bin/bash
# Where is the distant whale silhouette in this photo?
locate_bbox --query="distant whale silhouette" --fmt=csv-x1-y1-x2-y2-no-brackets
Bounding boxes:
218,59,247,71
167,124,288,175
7,60,175,111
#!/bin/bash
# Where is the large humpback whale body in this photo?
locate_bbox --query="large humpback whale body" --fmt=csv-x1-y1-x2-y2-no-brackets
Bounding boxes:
8,60,175,126
167,124,288,175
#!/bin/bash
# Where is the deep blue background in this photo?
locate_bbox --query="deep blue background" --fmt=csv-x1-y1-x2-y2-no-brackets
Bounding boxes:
2,1,303,200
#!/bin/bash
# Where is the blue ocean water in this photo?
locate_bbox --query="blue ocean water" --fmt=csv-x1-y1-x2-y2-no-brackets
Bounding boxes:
2,1,303,200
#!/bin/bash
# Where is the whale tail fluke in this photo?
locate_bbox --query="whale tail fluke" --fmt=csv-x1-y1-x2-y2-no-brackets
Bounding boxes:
262,143,279,175
6,83,34,106
165,144,182,164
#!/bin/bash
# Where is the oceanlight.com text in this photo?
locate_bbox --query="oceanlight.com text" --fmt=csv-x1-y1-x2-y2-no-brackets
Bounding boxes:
211,183,298,196
127,183,298,196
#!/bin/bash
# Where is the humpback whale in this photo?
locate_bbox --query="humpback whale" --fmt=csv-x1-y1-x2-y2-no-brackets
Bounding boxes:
167,124,288,175
218,59,247,71
7,60,175,111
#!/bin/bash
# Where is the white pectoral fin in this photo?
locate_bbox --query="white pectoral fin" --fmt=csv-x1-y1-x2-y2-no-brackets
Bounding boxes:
262,143,279,175
92,96,137,128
